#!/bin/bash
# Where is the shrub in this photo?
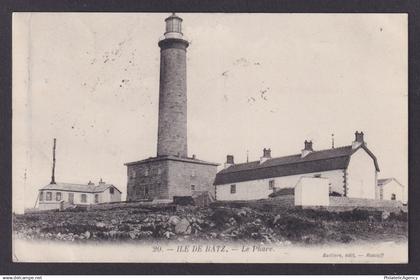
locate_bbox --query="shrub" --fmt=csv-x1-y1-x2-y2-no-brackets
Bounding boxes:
389,211,408,222
338,209,371,221
273,215,326,241
329,191,342,197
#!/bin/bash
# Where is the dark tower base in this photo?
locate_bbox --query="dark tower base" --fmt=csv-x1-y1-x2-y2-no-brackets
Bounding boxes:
125,156,218,201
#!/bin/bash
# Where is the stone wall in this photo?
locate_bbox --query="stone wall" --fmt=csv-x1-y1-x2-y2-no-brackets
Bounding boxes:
167,160,217,198
329,196,403,208
157,44,188,157
126,160,169,201
126,158,217,201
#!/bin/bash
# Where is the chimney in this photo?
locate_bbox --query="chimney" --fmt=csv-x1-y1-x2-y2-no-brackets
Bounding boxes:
50,138,56,184
260,148,271,164
99,178,105,184
88,180,94,186
352,131,365,149
224,155,234,169
301,140,313,158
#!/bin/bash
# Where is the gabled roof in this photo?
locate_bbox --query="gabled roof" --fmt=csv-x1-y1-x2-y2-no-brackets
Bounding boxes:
378,177,404,187
214,144,379,185
40,182,122,193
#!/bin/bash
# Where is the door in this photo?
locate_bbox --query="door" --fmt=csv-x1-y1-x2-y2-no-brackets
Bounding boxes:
68,193,74,204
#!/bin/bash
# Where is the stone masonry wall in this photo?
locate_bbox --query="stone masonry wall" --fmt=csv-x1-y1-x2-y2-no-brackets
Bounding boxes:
157,46,188,157
126,159,217,201
167,160,217,199
126,160,169,201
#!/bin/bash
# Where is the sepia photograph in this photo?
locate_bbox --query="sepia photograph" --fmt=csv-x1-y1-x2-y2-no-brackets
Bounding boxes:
11,12,408,263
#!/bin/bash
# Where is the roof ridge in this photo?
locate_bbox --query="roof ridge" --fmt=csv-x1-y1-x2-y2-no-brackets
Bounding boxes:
378,177,394,180
311,145,352,153
222,155,351,175
56,182,91,186
223,145,353,173
235,145,351,164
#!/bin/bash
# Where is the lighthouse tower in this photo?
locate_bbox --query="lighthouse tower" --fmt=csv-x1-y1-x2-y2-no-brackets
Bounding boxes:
125,14,218,202
157,13,189,157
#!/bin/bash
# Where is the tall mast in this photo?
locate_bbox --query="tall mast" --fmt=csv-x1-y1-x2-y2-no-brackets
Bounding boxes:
51,138,56,184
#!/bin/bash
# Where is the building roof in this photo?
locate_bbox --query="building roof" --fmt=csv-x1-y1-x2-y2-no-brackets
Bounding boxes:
40,182,122,193
125,155,219,166
378,177,404,187
214,144,380,185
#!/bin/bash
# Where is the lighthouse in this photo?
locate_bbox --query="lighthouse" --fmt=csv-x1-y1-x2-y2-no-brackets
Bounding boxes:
125,14,218,202
157,13,189,157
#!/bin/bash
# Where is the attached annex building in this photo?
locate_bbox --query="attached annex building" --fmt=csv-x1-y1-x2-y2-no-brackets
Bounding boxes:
38,179,122,210
214,132,382,201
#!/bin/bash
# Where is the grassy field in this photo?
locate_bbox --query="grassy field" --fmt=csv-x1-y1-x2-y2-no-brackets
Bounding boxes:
13,202,408,245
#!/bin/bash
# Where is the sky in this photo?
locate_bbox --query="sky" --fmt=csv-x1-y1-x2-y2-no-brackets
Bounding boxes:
12,13,407,212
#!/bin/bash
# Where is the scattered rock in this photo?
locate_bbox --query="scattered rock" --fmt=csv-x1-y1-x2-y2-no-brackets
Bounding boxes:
164,231,175,239
273,214,281,225
222,226,236,234
96,222,106,228
168,215,181,226
175,218,191,235
129,232,136,239
12,203,408,244
382,211,390,220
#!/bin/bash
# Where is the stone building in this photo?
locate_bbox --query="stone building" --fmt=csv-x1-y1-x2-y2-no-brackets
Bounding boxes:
125,14,218,201
214,131,381,201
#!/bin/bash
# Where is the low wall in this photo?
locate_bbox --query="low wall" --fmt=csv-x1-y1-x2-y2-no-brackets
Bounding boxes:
211,195,294,210
330,197,403,208
38,201,63,211
212,195,406,213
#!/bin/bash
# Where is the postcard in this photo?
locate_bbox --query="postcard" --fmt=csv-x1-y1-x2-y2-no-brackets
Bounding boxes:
12,13,408,263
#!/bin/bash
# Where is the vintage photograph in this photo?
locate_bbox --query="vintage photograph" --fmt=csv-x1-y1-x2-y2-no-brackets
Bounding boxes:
12,13,408,263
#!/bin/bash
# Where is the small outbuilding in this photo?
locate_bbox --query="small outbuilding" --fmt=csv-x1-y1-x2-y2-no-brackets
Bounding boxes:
294,177,330,206
378,178,405,203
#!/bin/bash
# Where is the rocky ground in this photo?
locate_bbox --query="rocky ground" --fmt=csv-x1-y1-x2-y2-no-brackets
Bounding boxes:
13,202,408,245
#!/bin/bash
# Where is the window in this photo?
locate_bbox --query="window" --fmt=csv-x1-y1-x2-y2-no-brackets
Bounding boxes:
109,187,114,194
379,187,384,200
81,193,87,203
56,192,62,201
39,191,44,201
46,192,52,201
157,168,162,175
94,194,99,203
68,193,74,204
391,193,396,200
191,170,196,177
314,174,322,178
144,169,149,176
269,180,275,190
191,185,195,191
130,170,136,179
230,184,236,194
144,186,149,197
